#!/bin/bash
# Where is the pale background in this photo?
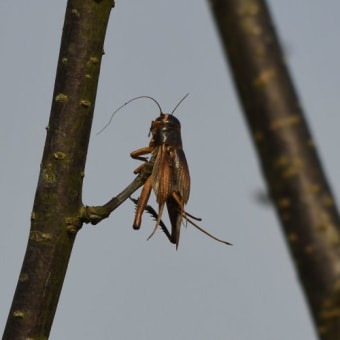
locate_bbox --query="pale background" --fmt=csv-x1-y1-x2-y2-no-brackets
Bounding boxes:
1,1,339,339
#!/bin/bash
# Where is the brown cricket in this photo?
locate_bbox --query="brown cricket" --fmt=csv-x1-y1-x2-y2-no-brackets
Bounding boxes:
98,95,231,248
127,95,232,249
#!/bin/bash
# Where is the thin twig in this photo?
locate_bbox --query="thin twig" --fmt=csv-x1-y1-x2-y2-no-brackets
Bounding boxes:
82,162,153,224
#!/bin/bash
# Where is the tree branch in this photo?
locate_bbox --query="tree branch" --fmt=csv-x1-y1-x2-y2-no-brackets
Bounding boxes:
208,0,340,339
3,1,113,339
82,162,153,225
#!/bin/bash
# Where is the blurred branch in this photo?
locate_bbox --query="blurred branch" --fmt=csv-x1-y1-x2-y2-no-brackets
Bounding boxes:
3,1,113,338
208,0,340,339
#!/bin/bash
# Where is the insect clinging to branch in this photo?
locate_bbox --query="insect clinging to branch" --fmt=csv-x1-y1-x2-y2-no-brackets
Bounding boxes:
99,94,231,249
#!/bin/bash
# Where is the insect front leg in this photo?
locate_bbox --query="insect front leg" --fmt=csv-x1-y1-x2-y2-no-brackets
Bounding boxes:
130,146,153,174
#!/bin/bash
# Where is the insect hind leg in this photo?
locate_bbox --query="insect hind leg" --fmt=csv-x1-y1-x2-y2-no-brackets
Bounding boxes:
147,202,166,241
133,176,152,230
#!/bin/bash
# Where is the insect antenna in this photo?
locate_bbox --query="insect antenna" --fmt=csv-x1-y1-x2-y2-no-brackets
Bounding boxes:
171,93,189,115
96,96,164,135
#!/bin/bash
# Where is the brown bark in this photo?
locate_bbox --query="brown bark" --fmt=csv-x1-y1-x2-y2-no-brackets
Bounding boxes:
3,1,113,338
208,0,340,339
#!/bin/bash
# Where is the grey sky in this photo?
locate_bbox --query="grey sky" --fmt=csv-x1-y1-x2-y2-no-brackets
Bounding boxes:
1,1,339,339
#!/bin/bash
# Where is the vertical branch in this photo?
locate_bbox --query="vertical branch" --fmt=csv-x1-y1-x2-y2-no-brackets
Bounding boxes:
208,0,340,339
3,1,113,339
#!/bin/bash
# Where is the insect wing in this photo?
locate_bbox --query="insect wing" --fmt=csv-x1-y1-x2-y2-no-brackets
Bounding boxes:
171,147,190,204
151,144,172,204
166,195,182,248
152,145,190,203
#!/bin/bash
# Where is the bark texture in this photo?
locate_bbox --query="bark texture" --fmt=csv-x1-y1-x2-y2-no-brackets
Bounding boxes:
3,1,113,339
208,0,340,339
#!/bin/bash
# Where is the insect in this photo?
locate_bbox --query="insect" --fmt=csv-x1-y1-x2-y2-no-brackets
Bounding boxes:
98,95,231,249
